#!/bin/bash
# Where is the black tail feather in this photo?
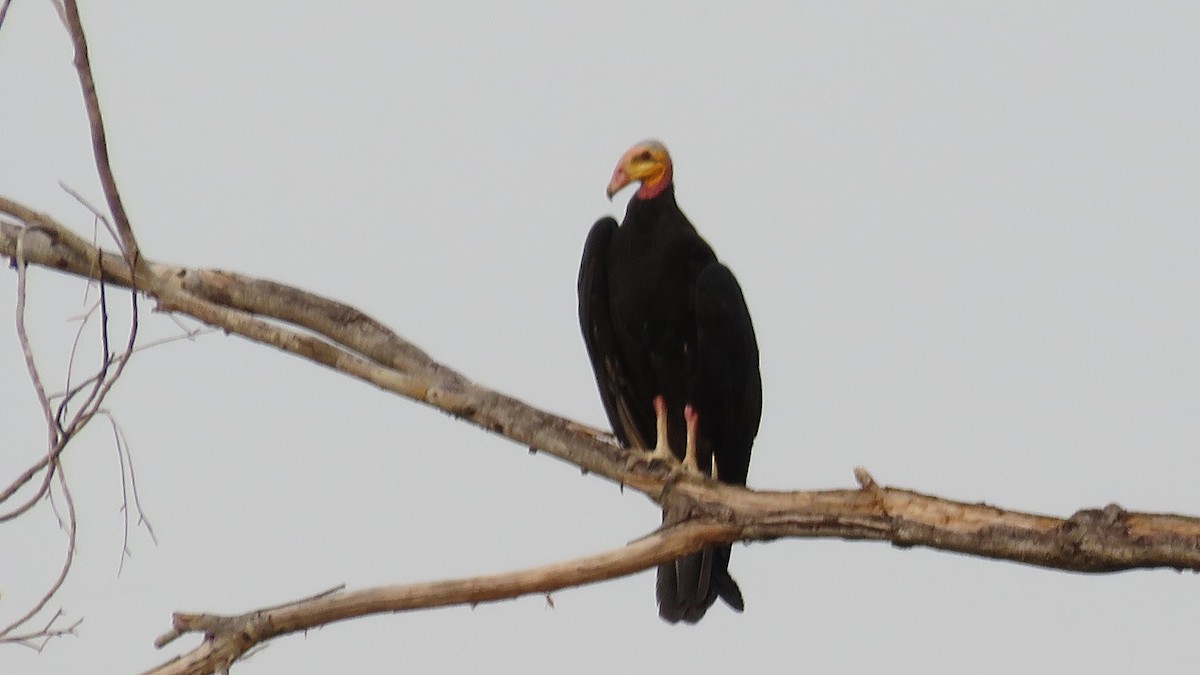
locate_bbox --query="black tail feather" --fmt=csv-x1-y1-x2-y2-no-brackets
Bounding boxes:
656,545,742,624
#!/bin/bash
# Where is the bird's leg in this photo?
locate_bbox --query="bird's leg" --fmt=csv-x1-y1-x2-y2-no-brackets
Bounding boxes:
647,395,679,463
682,404,701,475
625,396,680,470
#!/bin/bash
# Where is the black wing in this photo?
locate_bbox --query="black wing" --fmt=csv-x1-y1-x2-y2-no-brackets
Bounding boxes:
659,262,760,624
578,217,649,449
694,262,762,486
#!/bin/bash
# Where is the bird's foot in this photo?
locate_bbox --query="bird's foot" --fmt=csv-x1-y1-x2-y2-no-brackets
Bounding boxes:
625,395,685,473
624,442,682,472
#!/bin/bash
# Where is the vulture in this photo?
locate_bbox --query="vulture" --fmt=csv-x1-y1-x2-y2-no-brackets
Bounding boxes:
578,140,762,624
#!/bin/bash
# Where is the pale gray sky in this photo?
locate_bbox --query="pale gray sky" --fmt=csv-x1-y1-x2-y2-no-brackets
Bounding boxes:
3,2,1199,673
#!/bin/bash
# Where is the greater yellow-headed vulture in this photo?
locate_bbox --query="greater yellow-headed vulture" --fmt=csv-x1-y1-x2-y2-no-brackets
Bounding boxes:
578,140,762,624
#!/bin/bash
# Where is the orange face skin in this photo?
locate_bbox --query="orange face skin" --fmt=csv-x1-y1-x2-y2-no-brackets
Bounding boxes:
606,140,674,200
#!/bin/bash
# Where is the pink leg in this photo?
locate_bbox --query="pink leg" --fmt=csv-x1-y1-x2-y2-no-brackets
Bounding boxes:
643,395,678,463
682,404,701,474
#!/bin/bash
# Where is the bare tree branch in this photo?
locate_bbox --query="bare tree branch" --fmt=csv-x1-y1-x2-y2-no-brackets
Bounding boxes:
1,204,639,489
105,410,158,574
5,187,1200,604
14,229,58,444
136,468,1200,674
2,611,83,653
5,205,1200,571
60,0,140,269
2,229,71,524
140,521,733,675
0,457,80,644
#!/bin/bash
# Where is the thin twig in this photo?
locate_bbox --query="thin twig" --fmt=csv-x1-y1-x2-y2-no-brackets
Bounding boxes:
60,180,120,248
105,410,157,575
60,258,112,428
0,447,61,521
15,230,59,444
120,420,158,545
3,612,82,652
56,177,128,430
1,231,67,523
0,0,12,35
56,272,139,443
58,298,102,432
60,0,140,268
51,323,214,412
0,460,79,643
113,410,134,574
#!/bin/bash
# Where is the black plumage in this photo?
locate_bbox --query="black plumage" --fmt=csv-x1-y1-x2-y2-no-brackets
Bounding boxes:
578,140,762,624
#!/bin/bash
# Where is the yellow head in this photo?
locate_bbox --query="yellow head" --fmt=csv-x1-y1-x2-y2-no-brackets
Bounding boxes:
606,140,674,200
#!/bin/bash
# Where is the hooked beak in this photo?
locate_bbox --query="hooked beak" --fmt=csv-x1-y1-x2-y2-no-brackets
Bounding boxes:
606,167,631,201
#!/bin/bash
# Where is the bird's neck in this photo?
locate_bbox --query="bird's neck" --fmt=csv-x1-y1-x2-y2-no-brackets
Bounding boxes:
628,183,677,217
635,166,673,199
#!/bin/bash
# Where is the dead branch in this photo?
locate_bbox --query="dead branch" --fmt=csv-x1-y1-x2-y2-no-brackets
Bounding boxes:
0,455,80,644
136,472,1200,674
2,612,83,653
5,206,1200,574
0,203,634,491
61,0,140,269
140,521,733,675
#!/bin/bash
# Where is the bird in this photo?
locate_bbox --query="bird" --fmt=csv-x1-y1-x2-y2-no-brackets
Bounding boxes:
577,140,763,624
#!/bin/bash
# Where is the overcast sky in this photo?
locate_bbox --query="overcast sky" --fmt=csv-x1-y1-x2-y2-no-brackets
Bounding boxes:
3,2,1199,673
